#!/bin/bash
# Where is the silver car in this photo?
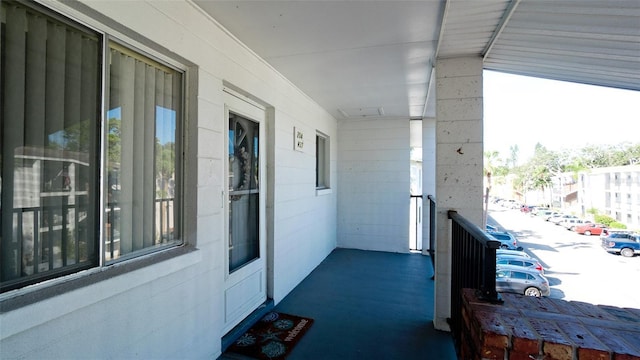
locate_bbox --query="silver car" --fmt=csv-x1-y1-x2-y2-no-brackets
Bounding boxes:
495,265,551,297
496,249,531,258
496,254,544,274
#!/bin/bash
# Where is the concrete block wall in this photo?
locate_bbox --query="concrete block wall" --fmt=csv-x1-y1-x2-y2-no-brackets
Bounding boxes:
337,117,410,253
434,56,484,331
460,288,640,360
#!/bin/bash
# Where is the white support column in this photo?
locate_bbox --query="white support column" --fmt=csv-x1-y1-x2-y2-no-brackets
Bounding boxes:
433,56,484,331
422,117,436,256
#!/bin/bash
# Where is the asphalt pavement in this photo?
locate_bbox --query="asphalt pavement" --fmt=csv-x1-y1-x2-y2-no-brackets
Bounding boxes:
488,204,640,309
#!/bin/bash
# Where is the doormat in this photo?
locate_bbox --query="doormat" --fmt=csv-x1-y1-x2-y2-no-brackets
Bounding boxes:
226,312,314,360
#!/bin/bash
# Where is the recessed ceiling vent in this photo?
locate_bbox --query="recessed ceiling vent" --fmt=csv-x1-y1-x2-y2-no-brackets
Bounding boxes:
338,107,385,118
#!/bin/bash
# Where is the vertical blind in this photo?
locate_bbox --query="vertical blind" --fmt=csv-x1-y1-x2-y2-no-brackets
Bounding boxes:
1,1,183,292
106,45,182,261
1,2,100,286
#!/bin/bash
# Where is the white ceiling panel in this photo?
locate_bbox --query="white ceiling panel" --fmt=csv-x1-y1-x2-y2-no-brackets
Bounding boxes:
193,0,640,121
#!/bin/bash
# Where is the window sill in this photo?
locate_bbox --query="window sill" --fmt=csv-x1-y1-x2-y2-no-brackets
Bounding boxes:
0,245,199,314
316,188,332,196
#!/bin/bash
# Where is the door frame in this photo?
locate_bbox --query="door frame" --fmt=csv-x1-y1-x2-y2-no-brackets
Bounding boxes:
222,87,269,333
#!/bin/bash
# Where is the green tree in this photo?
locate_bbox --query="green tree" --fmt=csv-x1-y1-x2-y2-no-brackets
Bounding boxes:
107,118,121,165
155,139,175,199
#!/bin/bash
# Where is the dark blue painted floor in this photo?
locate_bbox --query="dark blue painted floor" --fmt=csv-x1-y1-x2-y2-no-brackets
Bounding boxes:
221,248,457,360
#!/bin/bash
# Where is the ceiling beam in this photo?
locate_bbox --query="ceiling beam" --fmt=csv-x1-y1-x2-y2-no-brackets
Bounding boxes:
483,0,522,60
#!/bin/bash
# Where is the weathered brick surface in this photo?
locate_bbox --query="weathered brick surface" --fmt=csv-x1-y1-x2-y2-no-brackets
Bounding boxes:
526,318,574,360
588,326,640,359
599,305,640,323
549,298,596,318
555,321,611,360
623,307,640,321
570,300,620,321
478,346,505,360
473,310,509,349
508,352,541,360
459,288,640,360
500,314,540,354
617,329,640,356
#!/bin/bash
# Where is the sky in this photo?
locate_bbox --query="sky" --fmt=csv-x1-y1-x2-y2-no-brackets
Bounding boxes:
107,106,176,145
483,70,640,165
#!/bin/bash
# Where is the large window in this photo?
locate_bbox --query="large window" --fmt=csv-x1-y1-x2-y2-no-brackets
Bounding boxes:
0,1,183,293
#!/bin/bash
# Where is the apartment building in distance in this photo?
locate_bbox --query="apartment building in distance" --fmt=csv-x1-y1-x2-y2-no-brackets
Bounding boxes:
577,165,640,230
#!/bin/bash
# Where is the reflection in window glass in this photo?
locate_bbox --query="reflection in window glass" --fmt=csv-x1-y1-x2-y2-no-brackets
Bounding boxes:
228,113,260,272
0,2,185,293
106,44,182,261
1,1,100,291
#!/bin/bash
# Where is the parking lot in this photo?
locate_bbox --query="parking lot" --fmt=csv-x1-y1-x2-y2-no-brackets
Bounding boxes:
488,204,640,308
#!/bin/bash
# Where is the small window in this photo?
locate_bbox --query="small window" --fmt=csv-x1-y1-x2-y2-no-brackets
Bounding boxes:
316,132,330,189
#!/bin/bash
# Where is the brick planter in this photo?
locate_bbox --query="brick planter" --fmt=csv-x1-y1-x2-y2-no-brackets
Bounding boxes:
460,288,640,359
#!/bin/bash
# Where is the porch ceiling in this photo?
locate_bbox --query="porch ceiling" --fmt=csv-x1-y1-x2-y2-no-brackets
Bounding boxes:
194,1,640,121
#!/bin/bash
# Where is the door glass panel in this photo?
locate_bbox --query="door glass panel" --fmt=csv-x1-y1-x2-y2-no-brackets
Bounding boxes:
228,113,259,272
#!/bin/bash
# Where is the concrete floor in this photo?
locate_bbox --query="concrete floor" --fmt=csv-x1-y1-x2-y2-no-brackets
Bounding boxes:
221,248,457,360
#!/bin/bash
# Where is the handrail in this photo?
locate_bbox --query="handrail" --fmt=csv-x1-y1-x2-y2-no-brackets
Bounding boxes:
448,210,502,353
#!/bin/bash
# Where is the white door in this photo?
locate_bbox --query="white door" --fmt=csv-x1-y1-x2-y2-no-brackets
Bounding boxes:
223,89,267,333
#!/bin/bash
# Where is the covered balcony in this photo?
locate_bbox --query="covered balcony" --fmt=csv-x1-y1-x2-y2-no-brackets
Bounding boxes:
1,1,638,359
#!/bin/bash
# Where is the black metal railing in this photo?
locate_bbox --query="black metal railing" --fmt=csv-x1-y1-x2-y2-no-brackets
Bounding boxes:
448,210,502,351
427,195,436,267
1,199,94,292
105,198,175,260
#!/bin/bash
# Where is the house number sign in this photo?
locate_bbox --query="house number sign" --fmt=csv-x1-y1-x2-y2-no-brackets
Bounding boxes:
294,127,304,151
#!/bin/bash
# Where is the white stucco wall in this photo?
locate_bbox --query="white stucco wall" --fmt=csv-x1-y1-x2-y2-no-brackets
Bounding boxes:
337,118,410,253
1,1,337,359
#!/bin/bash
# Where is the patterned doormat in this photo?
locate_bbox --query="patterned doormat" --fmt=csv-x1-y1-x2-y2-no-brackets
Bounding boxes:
226,312,314,360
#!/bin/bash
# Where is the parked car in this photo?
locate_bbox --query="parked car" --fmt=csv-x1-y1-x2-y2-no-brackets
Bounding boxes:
486,231,521,250
536,210,559,220
496,249,530,258
601,233,640,257
600,230,634,240
486,224,499,232
529,207,546,216
561,218,592,231
496,254,544,273
549,214,578,225
520,205,535,213
574,223,607,236
495,265,551,297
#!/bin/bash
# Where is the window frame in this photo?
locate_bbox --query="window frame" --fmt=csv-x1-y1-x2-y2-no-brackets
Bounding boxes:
101,38,185,265
315,131,330,193
0,0,190,295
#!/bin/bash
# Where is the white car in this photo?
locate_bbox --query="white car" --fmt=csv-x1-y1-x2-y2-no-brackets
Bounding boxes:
561,218,592,230
549,214,577,225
